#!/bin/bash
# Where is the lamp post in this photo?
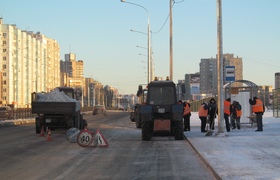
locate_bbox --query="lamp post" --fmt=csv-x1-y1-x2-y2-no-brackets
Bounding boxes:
121,0,151,84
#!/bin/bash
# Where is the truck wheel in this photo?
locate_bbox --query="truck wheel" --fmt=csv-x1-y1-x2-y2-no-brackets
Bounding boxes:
136,118,141,128
74,117,80,129
173,121,184,140
35,118,41,134
142,121,152,141
80,119,87,130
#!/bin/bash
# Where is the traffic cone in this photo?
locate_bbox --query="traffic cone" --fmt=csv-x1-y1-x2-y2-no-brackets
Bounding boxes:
46,129,53,141
39,126,45,137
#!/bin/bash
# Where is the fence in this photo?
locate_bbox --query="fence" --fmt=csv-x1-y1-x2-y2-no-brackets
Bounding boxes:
0,106,95,121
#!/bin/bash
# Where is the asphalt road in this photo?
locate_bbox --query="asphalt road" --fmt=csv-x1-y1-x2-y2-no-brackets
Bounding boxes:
0,111,215,180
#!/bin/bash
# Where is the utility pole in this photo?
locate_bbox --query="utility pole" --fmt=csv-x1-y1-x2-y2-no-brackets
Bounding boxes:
217,0,224,134
169,0,173,81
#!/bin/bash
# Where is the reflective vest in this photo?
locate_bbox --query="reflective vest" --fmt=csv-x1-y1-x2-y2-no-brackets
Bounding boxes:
236,109,242,117
183,104,191,116
198,105,208,117
224,100,231,115
252,99,264,113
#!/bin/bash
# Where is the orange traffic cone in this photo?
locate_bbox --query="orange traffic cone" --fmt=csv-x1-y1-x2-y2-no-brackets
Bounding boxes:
39,126,45,137
46,129,53,141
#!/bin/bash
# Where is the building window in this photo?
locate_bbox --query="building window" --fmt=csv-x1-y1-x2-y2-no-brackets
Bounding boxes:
3,56,6,60
3,49,6,52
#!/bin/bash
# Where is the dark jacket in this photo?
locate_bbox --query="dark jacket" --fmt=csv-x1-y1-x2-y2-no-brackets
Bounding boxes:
208,98,217,118
231,101,242,119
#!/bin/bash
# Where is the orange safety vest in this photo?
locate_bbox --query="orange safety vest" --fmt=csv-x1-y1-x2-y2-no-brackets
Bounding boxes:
224,100,231,115
198,105,208,117
252,99,264,113
236,109,242,117
183,103,191,116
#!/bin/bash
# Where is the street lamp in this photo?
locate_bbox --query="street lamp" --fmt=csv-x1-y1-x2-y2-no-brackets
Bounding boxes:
121,0,151,84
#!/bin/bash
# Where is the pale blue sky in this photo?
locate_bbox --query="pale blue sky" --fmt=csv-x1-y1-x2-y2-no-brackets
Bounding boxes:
1,0,279,94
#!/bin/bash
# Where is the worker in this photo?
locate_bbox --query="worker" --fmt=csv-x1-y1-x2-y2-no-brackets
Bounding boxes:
198,102,209,132
183,101,191,131
249,96,265,131
224,98,232,132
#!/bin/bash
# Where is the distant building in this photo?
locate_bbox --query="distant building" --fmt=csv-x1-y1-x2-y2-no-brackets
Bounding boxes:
184,73,201,100
275,72,280,89
177,80,185,101
199,53,243,96
199,58,216,95
0,18,60,107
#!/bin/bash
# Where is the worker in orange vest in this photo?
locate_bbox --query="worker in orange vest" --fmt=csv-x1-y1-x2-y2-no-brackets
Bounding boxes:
183,101,191,131
198,102,209,132
224,98,232,132
231,101,242,130
249,96,265,131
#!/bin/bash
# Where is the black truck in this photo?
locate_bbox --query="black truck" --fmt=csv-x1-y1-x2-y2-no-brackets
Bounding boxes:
139,79,184,140
31,87,86,134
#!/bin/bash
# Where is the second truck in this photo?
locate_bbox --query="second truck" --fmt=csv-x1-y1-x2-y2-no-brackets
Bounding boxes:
31,87,87,134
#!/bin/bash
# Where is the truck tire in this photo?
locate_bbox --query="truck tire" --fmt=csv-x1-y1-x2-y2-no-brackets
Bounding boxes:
173,121,184,140
80,119,87,130
74,117,80,129
35,118,41,134
142,121,152,141
135,118,141,128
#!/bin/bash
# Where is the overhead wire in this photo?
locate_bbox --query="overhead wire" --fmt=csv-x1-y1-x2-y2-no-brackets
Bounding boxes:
152,0,185,34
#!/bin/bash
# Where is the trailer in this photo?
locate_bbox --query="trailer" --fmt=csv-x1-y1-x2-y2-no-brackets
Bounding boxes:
31,87,86,134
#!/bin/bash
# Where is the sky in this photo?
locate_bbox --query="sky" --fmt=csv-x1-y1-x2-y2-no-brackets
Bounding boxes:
1,0,279,94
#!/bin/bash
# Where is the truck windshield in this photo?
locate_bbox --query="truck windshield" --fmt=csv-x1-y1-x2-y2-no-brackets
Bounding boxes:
148,87,175,105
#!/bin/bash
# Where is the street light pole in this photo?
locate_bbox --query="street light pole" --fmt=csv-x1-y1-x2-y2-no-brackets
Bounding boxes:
169,0,173,81
121,0,151,84
217,0,224,134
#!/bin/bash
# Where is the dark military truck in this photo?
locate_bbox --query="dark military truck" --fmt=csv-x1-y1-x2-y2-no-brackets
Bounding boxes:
31,87,86,134
139,79,184,140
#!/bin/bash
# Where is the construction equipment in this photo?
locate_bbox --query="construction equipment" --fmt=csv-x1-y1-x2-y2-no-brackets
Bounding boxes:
31,87,87,134
139,77,184,140
130,85,147,129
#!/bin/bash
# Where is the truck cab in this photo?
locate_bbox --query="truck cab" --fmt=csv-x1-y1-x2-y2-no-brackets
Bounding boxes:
140,78,184,140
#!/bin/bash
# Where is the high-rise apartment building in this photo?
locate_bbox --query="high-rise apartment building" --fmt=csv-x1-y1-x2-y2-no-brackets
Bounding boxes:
60,53,85,106
199,54,243,96
275,72,280,89
62,53,84,78
0,18,60,107
200,58,217,94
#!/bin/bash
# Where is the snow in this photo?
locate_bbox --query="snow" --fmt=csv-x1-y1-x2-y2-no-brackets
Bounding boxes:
35,88,80,111
186,110,280,179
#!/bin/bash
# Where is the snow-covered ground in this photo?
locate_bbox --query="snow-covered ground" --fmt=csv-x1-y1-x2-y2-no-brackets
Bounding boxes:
186,110,280,180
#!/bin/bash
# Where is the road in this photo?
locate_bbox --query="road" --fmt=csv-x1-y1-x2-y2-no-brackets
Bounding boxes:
0,111,215,180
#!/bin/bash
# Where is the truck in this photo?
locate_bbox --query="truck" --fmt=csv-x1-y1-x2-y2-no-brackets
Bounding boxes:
130,85,147,129
139,78,184,140
31,87,87,134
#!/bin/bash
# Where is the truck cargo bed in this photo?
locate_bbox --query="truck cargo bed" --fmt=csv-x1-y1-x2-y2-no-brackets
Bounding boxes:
31,102,77,114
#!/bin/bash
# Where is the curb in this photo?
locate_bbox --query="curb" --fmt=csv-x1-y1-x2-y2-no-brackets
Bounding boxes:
0,118,35,126
184,134,222,180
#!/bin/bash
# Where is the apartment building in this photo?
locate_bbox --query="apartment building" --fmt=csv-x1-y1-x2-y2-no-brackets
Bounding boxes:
199,54,243,96
0,18,60,108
